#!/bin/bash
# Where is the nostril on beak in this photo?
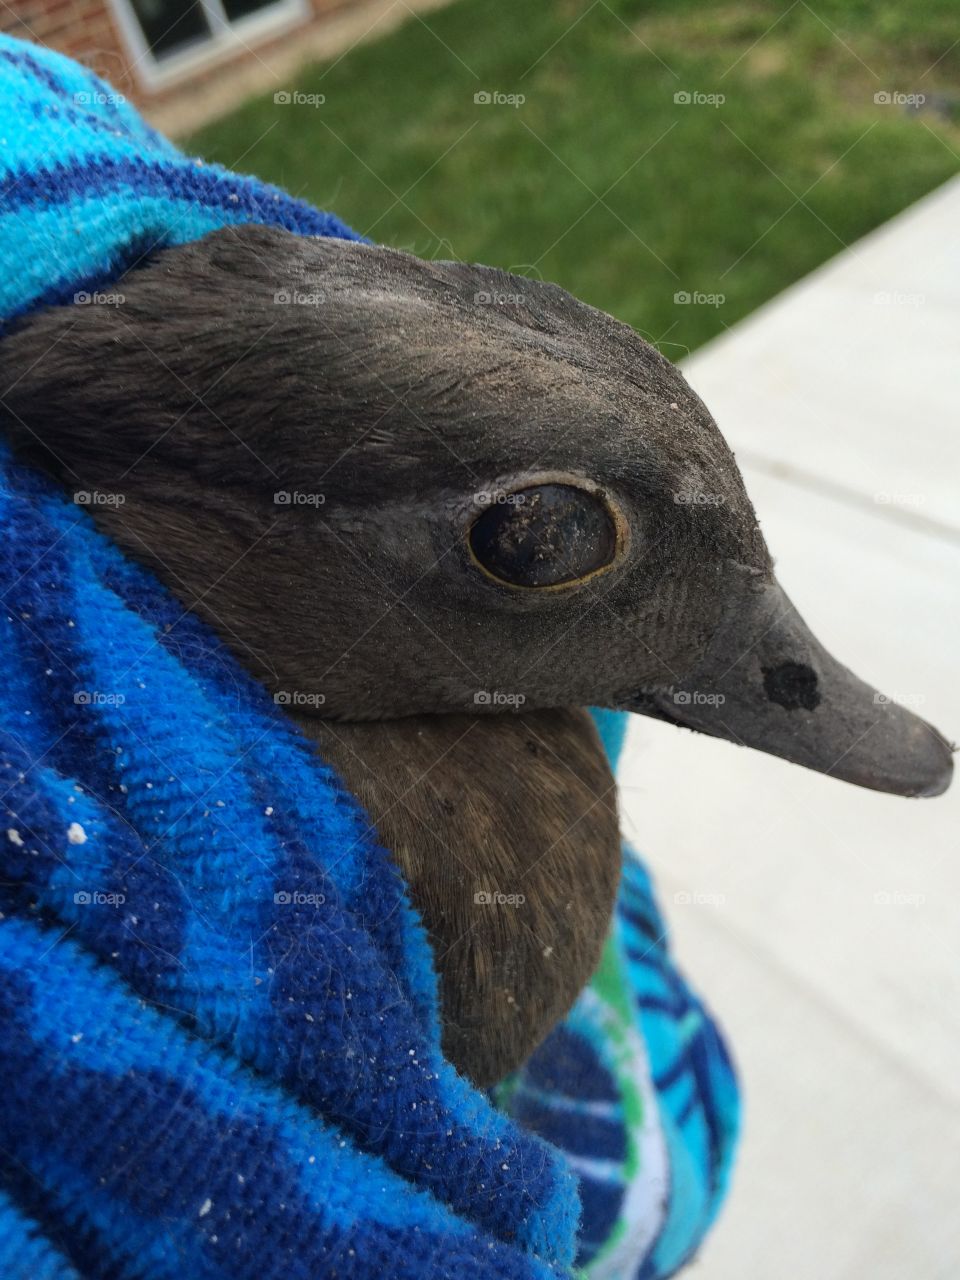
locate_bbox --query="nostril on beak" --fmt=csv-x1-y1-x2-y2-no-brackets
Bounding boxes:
761,661,821,711
622,574,953,797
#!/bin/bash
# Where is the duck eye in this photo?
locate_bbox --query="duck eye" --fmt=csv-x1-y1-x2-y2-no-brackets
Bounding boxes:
469,484,620,588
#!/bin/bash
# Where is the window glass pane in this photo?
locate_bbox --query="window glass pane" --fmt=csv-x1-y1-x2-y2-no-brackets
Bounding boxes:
221,0,284,21
127,0,212,59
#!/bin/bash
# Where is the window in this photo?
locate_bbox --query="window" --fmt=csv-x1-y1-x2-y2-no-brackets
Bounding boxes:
108,0,309,84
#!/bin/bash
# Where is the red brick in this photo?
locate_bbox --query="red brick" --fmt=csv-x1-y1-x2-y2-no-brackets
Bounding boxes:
4,0,373,109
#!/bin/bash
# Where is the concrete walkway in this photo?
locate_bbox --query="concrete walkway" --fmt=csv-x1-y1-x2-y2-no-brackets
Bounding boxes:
618,176,960,1279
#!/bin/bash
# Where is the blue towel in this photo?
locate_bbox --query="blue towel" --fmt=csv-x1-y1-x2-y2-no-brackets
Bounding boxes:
0,33,738,1279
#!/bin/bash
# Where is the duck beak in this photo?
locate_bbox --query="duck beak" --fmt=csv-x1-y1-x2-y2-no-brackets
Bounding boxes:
629,569,954,798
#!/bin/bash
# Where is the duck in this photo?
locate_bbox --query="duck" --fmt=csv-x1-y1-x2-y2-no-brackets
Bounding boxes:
0,222,952,1086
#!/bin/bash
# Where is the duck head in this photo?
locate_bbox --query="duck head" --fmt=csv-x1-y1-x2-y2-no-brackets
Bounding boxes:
1,223,951,798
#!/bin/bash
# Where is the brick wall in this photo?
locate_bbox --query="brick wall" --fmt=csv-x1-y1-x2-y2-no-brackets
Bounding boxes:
1,0,362,112
2,2,131,91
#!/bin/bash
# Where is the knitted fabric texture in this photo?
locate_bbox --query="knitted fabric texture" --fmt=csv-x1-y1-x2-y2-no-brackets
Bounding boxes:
0,34,739,1280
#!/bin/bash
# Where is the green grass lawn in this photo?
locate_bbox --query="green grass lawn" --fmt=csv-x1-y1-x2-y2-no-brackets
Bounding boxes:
187,0,960,356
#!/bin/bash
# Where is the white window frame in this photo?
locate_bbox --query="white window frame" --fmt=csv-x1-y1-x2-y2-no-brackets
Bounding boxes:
107,0,310,89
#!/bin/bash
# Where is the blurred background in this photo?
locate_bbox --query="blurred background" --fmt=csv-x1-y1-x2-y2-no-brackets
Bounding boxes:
4,0,958,350
4,0,959,1275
